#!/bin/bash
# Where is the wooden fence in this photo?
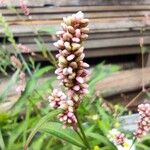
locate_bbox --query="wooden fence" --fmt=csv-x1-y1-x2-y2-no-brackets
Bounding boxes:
0,0,150,66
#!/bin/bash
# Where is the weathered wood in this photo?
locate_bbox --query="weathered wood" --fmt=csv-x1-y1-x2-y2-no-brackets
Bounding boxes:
2,5,150,15
1,0,150,7
96,67,150,97
18,31,150,44
2,11,150,22
0,3,150,64
1,5,150,16
4,36,150,52
0,18,149,36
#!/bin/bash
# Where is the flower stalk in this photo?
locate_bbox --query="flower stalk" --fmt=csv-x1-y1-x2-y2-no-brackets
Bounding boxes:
48,11,90,128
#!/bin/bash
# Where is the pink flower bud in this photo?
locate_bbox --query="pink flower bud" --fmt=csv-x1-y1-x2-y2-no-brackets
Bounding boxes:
75,29,81,38
72,43,81,51
62,68,68,75
72,37,80,43
20,0,30,16
80,61,89,68
76,76,84,84
68,112,74,117
73,85,80,91
73,11,84,21
67,100,74,106
17,44,31,53
61,23,67,31
139,37,144,47
63,32,73,41
67,26,75,34
58,56,67,64
64,42,71,51
67,67,73,74
67,54,75,61
10,56,22,69
55,68,62,74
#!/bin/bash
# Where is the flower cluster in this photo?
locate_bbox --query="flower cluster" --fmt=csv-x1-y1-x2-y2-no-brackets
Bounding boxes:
10,55,22,69
108,129,135,150
17,44,31,53
115,132,126,146
16,71,26,95
108,129,126,146
10,55,26,95
134,103,150,138
54,11,89,104
19,0,30,16
48,89,77,128
48,11,89,127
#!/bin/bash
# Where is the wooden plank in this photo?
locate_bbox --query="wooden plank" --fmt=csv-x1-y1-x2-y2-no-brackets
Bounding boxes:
96,67,150,97
3,44,150,59
0,0,51,7
1,0,150,7
3,36,150,52
3,11,150,22
2,5,150,15
18,31,150,43
0,18,149,36
84,47,146,57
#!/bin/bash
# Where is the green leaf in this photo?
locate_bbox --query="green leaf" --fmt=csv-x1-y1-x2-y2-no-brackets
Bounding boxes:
136,134,150,150
40,122,86,148
7,120,27,150
0,69,20,101
96,103,112,134
0,130,5,150
25,109,62,149
31,134,46,150
38,27,56,34
86,132,117,150
136,143,150,150
33,66,54,78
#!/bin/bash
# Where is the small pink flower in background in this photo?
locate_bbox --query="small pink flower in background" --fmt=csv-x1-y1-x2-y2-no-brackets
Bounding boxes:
16,71,26,95
19,0,30,16
10,55,22,69
139,37,144,48
17,44,36,56
108,129,135,150
0,0,4,4
115,133,126,146
17,44,31,53
134,103,150,138
143,13,150,26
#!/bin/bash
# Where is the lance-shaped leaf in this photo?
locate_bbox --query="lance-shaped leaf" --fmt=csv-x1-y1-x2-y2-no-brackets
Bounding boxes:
40,122,86,148
25,109,61,149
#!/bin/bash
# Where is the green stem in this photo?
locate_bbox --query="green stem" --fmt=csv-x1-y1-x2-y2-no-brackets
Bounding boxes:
75,112,91,150
74,129,85,144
